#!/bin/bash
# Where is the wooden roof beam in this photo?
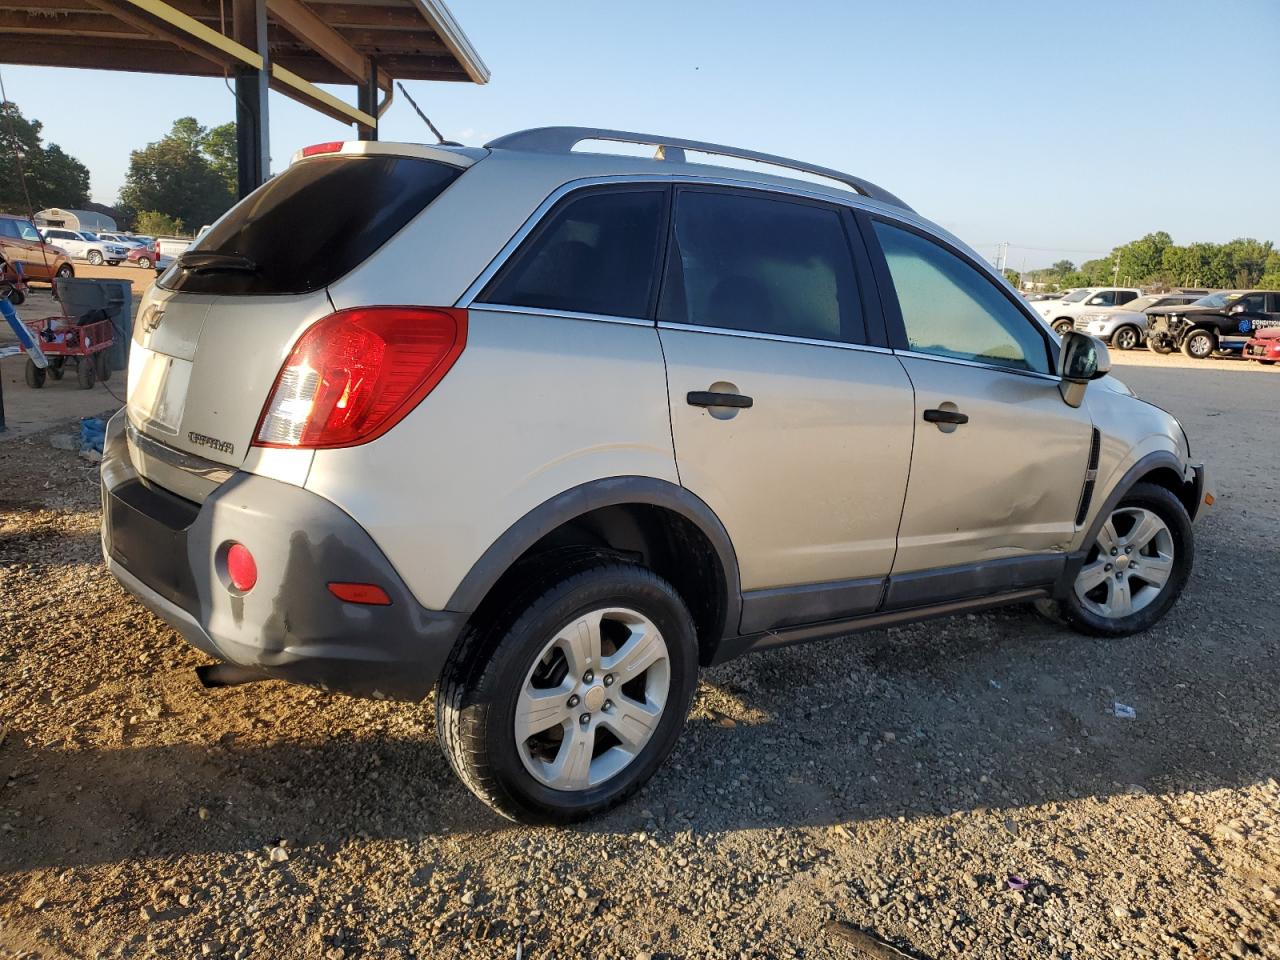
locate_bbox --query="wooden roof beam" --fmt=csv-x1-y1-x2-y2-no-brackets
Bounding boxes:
265,0,387,90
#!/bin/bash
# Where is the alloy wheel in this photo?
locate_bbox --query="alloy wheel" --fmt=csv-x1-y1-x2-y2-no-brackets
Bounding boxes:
515,606,670,791
1075,507,1175,619
1114,327,1138,350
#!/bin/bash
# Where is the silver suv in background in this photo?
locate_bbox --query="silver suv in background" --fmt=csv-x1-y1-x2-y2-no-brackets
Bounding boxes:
1034,286,1144,336
101,129,1211,823
1074,292,1204,350
39,227,129,266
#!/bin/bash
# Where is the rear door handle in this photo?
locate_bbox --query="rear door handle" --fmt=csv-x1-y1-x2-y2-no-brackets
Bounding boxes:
688,391,753,409
922,408,968,425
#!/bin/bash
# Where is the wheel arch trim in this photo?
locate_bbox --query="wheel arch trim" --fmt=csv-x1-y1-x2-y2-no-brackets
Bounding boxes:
1056,449,1190,595
445,476,743,637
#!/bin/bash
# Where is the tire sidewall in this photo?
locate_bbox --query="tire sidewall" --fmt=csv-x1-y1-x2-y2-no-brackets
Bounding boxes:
1114,325,1139,350
1063,483,1194,637
1183,330,1214,358
475,568,698,820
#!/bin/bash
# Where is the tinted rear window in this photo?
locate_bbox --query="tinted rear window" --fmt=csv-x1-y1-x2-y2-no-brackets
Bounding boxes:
159,154,462,295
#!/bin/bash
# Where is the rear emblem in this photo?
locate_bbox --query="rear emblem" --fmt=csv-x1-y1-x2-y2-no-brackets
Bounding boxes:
188,431,234,456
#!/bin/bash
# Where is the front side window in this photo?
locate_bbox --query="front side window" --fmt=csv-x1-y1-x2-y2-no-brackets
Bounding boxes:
1236,293,1266,312
658,189,865,343
1090,291,1117,306
17,222,39,241
873,221,1051,374
481,188,665,318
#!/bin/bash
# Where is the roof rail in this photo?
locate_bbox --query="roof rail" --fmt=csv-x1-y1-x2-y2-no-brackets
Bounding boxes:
485,127,912,211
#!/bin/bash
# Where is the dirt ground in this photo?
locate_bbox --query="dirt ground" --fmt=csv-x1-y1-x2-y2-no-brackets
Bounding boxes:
0,348,1277,960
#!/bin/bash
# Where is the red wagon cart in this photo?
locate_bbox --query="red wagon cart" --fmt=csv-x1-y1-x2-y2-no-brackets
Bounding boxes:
22,316,115,390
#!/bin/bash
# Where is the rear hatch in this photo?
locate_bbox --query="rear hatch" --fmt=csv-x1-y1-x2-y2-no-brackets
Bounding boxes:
127,145,470,472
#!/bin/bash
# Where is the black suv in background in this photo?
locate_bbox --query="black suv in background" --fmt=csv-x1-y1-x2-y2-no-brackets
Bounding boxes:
1146,291,1280,358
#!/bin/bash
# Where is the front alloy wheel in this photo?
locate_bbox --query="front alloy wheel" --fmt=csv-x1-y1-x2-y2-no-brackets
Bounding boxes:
437,560,697,823
1074,507,1174,619
1112,325,1140,351
87,250,104,266
1057,482,1193,637
1182,330,1215,359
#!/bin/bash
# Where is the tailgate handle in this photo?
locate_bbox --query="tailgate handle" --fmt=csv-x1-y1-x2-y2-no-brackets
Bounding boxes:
688,390,753,409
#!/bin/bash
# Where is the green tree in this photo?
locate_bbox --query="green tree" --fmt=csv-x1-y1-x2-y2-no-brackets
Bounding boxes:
1258,251,1280,291
202,122,237,196
0,101,91,211
1002,268,1021,287
117,117,233,231
133,210,185,237
1050,259,1075,274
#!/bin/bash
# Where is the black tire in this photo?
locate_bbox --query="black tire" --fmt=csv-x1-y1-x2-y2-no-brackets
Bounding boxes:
1147,337,1174,355
77,357,96,389
1260,360,1275,366
48,357,65,380
1181,329,1216,359
437,560,698,824
1112,325,1140,351
86,251,103,266
5,286,24,307
1052,318,1073,337
137,256,152,270
56,264,74,280
1058,482,1194,638
24,360,46,389
94,351,111,382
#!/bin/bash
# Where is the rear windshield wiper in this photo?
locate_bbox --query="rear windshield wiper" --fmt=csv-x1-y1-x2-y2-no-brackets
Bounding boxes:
178,252,258,273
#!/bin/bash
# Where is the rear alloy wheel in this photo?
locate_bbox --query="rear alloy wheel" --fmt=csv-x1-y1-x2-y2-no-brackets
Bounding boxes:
1052,319,1073,337
137,256,152,270
1112,325,1140,351
437,561,697,823
1182,329,1216,359
86,250,104,266
1059,482,1192,637
55,264,74,281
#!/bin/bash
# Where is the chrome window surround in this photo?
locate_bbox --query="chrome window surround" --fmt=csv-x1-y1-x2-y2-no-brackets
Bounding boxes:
456,174,1065,381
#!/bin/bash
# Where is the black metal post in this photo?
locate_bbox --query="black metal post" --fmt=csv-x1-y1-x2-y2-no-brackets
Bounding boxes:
233,0,270,199
357,58,378,142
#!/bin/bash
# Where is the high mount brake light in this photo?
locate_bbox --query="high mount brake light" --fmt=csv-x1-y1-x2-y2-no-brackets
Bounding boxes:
253,307,467,450
300,141,344,157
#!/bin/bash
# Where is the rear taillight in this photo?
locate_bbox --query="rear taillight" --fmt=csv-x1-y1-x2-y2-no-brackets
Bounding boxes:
253,307,466,449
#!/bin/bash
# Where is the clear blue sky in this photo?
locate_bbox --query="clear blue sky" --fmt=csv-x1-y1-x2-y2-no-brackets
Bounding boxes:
3,0,1277,270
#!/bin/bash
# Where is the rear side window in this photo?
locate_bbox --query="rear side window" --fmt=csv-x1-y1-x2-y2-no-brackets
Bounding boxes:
480,188,666,318
657,189,866,344
1116,290,1139,305
160,155,462,295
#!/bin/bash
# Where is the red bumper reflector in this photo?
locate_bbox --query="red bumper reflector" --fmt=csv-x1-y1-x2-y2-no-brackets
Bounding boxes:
226,543,258,592
327,582,392,606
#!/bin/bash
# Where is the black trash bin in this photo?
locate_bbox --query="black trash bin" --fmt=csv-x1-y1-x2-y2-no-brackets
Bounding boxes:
53,278,134,374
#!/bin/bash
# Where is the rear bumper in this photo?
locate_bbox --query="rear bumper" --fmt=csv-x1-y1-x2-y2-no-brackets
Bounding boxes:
100,412,466,700
1243,337,1280,361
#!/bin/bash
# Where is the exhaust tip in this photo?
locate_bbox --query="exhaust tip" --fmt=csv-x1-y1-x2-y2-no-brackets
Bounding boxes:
196,663,267,689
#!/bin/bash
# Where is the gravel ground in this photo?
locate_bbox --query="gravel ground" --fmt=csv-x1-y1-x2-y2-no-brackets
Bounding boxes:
1,350,1277,960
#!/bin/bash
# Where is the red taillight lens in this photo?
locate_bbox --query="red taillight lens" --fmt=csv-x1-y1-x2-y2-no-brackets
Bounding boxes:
253,307,466,449
327,582,392,605
301,141,344,157
226,543,258,592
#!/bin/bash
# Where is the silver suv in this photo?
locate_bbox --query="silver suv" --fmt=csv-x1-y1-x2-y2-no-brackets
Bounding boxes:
101,128,1211,822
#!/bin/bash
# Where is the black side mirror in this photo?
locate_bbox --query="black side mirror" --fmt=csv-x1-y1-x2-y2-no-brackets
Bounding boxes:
1058,332,1110,407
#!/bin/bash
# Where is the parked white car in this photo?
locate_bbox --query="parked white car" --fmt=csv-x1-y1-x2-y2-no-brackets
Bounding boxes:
1034,287,1143,336
39,227,130,266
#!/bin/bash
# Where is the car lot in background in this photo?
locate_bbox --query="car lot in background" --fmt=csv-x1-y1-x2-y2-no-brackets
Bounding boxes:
0,212,75,285
98,232,146,249
1034,287,1143,336
1075,292,1204,350
39,227,130,266
1147,290,1280,359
